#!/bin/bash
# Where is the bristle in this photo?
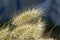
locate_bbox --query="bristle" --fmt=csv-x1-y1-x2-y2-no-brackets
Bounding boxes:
12,8,44,25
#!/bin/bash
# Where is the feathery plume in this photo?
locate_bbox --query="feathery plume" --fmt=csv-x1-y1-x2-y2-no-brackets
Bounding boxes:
0,8,54,40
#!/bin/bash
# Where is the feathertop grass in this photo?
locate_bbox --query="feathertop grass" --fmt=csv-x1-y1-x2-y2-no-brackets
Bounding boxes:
0,8,54,40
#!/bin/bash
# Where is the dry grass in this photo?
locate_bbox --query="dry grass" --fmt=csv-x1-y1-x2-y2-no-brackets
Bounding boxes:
0,8,54,40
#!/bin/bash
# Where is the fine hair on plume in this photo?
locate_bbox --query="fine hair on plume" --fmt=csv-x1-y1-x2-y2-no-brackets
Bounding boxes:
0,7,54,40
